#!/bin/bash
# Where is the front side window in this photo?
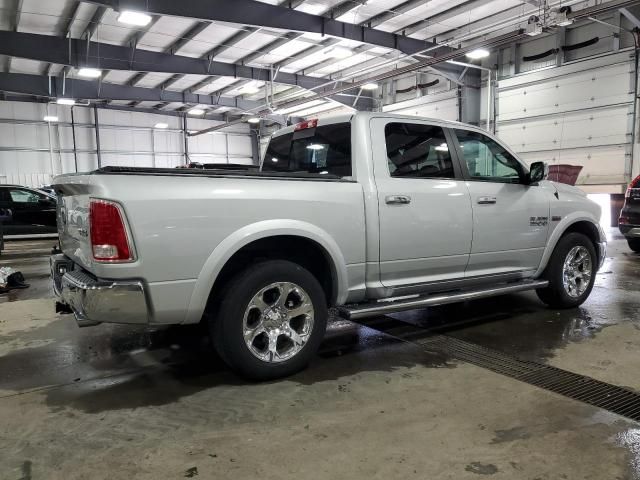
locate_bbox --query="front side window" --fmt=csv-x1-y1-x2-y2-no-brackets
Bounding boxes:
454,129,524,183
384,123,455,178
262,123,351,177
9,189,43,204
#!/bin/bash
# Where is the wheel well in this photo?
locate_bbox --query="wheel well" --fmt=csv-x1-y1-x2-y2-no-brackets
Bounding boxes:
562,220,602,262
209,235,337,307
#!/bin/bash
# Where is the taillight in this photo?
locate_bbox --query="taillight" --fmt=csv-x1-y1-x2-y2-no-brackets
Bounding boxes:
89,199,133,262
626,175,640,198
294,119,318,131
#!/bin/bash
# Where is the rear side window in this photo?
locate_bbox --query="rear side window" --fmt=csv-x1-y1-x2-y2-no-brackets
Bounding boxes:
384,123,455,178
262,123,351,177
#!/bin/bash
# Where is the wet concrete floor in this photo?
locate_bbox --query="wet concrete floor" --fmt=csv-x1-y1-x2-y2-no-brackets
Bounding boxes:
1,232,640,479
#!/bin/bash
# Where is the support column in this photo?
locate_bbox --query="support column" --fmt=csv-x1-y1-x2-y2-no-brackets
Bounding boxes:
93,105,101,168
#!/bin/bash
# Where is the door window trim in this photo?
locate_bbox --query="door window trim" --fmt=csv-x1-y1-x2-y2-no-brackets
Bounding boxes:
447,127,529,185
381,120,466,181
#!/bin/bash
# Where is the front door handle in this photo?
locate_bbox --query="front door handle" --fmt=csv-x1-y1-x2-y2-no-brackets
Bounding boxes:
385,195,412,205
477,196,497,205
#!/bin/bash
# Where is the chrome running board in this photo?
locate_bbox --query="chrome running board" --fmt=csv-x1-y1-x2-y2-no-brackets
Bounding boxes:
338,279,549,320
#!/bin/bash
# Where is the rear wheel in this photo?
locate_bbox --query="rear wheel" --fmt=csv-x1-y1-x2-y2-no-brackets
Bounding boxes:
536,232,596,308
209,260,328,380
627,238,640,253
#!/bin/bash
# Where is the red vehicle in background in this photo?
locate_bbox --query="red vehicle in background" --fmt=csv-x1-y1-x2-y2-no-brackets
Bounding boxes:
620,175,640,252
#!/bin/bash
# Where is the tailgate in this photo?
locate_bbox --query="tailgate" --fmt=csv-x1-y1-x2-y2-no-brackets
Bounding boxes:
53,175,97,270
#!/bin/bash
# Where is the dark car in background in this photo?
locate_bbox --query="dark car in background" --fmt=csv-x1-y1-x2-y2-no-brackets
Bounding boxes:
0,185,57,235
620,175,640,252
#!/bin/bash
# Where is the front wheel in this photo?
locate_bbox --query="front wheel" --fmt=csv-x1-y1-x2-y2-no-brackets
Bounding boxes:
627,238,640,253
536,232,597,309
210,260,328,380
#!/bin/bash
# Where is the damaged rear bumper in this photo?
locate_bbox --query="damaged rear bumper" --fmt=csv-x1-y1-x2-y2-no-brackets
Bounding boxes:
50,254,149,327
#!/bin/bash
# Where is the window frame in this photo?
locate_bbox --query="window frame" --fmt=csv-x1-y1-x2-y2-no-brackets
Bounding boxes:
448,127,529,185
382,121,465,181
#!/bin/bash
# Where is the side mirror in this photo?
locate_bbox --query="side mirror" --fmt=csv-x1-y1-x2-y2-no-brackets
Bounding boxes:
527,161,548,185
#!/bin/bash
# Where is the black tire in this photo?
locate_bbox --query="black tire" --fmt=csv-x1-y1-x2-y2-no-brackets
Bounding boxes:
536,232,597,309
209,260,328,380
627,238,640,253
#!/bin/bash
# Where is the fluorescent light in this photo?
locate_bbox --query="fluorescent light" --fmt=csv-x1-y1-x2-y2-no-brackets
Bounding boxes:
117,10,152,26
43,116,59,122
247,117,261,124
240,85,261,95
306,144,325,150
325,46,352,59
56,98,75,105
188,108,205,116
77,67,102,78
466,48,490,60
154,122,168,129
361,83,378,91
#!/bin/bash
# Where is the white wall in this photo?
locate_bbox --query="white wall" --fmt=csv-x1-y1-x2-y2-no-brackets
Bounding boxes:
0,101,254,187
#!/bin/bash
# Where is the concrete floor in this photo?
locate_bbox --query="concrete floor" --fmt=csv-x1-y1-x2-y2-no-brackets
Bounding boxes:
1,232,640,479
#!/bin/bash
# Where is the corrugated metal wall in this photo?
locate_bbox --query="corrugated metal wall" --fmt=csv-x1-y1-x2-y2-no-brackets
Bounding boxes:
0,101,254,187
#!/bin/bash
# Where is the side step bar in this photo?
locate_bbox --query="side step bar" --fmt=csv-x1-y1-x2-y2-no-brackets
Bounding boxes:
338,280,549,320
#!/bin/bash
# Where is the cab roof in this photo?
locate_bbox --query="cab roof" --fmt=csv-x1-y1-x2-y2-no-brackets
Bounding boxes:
271,111,477,138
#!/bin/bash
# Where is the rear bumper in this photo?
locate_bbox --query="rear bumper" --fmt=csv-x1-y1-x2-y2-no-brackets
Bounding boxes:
619,225,640,238
51,254,149,327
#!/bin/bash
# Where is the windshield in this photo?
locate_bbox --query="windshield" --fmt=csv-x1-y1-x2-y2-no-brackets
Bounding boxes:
262,122,352,177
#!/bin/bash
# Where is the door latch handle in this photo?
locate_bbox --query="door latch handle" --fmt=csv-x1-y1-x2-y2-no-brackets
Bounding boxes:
385,195,412,205
477,196,497,205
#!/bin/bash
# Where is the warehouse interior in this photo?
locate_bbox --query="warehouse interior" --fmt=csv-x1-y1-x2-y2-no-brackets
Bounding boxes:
2,0,640,478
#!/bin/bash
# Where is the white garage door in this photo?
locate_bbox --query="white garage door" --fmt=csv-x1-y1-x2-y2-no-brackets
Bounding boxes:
496,51,634,192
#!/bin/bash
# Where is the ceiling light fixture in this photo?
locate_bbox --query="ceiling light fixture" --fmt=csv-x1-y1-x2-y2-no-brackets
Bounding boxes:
325,46,352,59
43,116,59,122
361,83,378,90
117,10,152,26
240,85,261,95
77,67,102,78
56,98,76,105
465,48,490,60
247,117,261,124
188,108,205,116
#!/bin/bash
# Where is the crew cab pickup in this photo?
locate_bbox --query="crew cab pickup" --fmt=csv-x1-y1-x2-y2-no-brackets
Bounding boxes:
51,112,606,379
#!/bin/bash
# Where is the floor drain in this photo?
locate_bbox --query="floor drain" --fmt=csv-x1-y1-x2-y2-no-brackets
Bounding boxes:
357,317,640,422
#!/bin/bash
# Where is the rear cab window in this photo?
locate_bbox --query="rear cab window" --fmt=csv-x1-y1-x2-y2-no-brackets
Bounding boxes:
262,122,352,178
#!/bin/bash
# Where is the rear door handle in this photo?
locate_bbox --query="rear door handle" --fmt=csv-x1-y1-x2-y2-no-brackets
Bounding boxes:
477,196,497,205
385,195,412,205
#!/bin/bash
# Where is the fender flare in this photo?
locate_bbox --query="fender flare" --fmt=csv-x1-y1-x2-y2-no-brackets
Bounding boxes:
534,212,605,277
183,219,349,324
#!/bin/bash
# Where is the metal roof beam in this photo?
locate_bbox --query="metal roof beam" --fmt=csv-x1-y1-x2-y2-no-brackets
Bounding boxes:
0,72,265,111
129,20,212,88
0,31,371,107
400,0,492,37
363,0,427,28
0,94,227,120
5,0,24,72
84,0,454,56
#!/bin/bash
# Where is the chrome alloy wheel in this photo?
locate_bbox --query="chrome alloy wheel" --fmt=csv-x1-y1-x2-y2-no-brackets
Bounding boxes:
562,246,593,298
243,282,315,363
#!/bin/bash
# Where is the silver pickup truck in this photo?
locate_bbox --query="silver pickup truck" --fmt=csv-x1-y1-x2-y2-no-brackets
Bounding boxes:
51,112,606,379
